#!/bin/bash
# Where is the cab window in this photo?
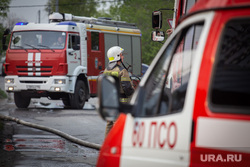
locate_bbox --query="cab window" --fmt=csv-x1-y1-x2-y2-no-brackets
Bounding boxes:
91,32,99,50
210,18,250,115
10,31,66,49
68,34,80,50
134,22,204,117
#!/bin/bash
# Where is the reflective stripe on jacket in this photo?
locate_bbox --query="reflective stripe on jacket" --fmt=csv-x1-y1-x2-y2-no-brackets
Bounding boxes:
104,62,135,101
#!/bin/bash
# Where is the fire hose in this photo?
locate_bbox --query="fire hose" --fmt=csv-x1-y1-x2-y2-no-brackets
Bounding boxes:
0,114,101,150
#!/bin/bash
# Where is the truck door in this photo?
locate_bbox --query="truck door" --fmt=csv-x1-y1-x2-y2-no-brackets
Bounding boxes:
120,13,211,167
192,10,250,166
87,31,105,95
67,34,81,75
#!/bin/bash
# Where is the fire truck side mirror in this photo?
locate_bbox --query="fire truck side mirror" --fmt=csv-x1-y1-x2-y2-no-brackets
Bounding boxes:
2,43,7,51
2,28,10,51
152,11,162,29
151,31,165,42
97,75,120,121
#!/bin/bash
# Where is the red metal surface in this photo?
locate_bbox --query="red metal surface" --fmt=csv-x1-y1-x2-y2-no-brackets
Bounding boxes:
190,8,250,167
5,50,67,76
190,0,250,14
87,32,105,95
96,114,127,167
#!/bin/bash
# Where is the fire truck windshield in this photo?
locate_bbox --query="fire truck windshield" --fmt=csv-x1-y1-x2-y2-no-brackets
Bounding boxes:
10,31,66,50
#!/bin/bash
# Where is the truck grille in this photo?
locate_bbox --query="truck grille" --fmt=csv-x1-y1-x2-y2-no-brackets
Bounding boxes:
20,81,47,84
16,66,53,75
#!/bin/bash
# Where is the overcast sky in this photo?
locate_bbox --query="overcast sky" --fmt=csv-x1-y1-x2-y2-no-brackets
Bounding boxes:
9,0,49,23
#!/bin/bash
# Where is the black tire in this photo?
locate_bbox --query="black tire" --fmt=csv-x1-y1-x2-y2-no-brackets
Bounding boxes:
14,92,31,108
62,94,71,108
70,80,86,109
2,66,6,76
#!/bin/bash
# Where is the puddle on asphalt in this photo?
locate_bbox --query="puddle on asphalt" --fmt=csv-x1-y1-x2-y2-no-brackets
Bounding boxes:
0,120,99,167
31,99,96,110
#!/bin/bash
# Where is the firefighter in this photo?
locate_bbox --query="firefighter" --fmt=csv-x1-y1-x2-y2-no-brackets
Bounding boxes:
53,36,64,47
103,46,135,137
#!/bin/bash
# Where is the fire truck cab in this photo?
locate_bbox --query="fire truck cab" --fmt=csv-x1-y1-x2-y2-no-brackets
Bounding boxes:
97,0,250,166
3,13,141,109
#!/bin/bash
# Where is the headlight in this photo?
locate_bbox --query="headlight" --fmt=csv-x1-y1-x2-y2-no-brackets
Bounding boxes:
54,79,66,84
8,87,14,91
54,87,61,91
5,78,14,84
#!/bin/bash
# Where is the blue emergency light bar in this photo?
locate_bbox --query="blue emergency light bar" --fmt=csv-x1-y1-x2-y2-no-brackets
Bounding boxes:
57,21,77,26
15,22,29,25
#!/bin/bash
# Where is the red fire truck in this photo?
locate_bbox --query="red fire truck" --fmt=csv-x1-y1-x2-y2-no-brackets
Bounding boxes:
3,12,141,109
97,0,250,166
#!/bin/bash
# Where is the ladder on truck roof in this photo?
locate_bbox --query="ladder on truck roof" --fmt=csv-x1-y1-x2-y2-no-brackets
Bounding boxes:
49,12,138,29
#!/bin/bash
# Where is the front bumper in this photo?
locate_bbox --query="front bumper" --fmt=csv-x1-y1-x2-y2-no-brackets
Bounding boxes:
5,76,71,93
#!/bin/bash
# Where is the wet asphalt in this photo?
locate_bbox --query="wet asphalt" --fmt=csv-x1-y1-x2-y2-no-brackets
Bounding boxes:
0,76,106,167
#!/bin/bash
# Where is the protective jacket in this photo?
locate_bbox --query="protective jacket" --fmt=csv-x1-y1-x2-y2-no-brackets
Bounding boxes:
104,62,134,103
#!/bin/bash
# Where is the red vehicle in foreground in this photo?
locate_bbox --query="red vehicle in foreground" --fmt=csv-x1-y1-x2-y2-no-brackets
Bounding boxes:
97,0,250,166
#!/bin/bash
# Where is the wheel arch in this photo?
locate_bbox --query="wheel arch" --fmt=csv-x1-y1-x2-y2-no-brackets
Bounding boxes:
69,66,90,100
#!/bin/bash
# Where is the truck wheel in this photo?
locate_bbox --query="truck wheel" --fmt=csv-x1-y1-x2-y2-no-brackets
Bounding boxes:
14,92,31,108
70,80,86,109
62,94,71,108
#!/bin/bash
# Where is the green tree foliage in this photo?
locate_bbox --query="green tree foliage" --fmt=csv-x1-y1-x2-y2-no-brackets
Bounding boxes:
0,25,5,56
46,0,99,17
99,0,175,65
0,0,11,57
0,0,10,18
0,25,10,58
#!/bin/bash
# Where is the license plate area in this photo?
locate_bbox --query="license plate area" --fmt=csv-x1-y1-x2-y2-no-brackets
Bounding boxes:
26,85,41,89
